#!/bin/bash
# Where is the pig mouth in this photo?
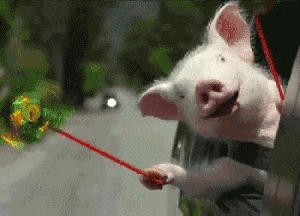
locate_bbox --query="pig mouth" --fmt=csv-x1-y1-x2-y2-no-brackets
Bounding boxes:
204,91,239,119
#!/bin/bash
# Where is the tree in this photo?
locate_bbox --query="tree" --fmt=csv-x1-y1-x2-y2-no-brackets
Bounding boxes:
119,0,276,91
16,1,114,106
119,1,221,90
1,1,116,143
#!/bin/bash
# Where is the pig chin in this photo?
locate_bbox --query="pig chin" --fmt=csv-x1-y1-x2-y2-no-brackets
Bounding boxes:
194,103,277,145
194,102,263,143
195,114,261,144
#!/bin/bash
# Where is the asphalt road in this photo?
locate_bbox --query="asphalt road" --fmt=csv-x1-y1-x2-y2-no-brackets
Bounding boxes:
0,88,181,216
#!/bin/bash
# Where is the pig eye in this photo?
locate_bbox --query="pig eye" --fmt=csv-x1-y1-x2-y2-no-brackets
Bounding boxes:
218,54,225,62
176,91,185,99
174,88,185,99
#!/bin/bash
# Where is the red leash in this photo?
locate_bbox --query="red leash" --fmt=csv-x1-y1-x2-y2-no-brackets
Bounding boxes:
49,126,166,186
49,16,281,189
255,15,285,101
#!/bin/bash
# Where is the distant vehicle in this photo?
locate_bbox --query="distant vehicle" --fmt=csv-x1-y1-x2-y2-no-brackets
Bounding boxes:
100,90,120,111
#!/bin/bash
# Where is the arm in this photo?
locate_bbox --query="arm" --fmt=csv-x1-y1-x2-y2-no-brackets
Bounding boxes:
141,157,267,200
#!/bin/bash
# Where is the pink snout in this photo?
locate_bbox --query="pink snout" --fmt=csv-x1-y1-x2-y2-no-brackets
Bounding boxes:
196,80,239,118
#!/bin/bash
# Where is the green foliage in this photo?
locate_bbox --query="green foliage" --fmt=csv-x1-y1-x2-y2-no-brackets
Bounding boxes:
179,196,226,216
0,90,74,146
240,0,275,14
9,48,49,95
34,79,61,102
0,45,72,144
83,62,108,94
148,47,173,75
179,197,203,216
14,1,114,106
119,17,159,89
119,1,218,90
0,0,12,60
0,97,6,111
0,1,11,20
0,76,4,87
0,1,115,144
164,1,201,18
0,117,8,134
42,104,73,128
16,1,71,48
119,0,273,91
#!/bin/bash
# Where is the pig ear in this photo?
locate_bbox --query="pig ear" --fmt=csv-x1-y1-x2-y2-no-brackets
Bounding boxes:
138,82,179,120
208,2,254,62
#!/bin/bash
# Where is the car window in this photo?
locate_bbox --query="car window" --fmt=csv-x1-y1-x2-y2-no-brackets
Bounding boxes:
172,123,266,215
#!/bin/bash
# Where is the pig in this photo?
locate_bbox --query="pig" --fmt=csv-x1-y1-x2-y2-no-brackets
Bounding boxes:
137,2,282,201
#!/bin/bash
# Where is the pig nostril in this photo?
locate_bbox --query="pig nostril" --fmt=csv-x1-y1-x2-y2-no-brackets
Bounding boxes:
196,80,224,105
212,84,222,92
201,93,209,104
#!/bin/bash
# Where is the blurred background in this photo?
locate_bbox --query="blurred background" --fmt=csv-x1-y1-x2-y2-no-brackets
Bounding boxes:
0,1,276,216
0,0,273,107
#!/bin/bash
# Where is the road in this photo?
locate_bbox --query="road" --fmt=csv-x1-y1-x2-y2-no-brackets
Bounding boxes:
0,88,182,216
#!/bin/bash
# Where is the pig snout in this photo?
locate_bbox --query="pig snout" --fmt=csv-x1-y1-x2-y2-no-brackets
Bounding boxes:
196,79,239,119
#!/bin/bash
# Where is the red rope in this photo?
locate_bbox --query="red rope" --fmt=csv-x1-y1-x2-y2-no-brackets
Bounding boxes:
255,15,285,101
48,16,279,190
49,126,165,186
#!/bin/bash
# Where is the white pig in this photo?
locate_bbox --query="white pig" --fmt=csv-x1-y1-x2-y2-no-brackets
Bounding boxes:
137,2,282,200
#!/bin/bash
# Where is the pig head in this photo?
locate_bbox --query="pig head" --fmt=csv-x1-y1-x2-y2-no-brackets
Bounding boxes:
138,2,281,148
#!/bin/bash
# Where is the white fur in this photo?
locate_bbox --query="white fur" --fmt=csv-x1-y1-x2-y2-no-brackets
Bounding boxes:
139,1,281,200
155,158,267,200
